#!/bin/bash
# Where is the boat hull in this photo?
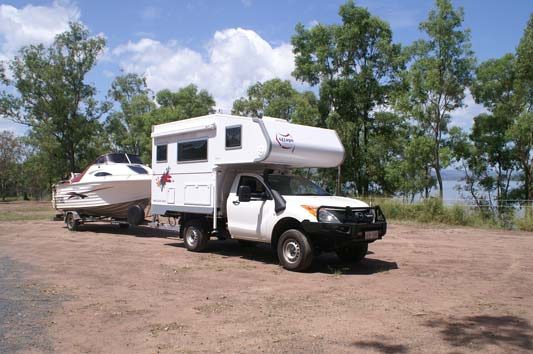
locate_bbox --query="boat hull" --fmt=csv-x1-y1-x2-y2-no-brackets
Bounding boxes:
53,179,150,220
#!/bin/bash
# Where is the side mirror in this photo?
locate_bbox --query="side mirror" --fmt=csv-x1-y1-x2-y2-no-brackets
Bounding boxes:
238,185,251,202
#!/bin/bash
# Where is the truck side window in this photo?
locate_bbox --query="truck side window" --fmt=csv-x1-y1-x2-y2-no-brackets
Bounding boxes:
156,144,167,162
178,139,208,162
226,126,241,149
238,176,267,199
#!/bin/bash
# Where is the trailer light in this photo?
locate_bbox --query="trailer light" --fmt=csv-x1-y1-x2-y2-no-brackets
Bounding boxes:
301,205,317,217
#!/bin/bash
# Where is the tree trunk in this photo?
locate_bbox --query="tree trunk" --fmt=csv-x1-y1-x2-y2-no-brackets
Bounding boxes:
435,163,443,200
525,162,532,217
434,126,443,199
362,113,369,195
335,165,342,196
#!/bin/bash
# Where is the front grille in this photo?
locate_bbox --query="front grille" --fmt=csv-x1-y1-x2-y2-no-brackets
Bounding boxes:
317,206,385,224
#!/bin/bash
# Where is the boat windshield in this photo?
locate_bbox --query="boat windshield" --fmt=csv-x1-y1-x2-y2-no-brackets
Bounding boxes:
127,154,143,164
95,153,145,165
266,175,330,196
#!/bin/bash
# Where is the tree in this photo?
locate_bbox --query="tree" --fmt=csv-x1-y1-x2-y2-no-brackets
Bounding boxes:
156,84,215,119
512,14,533,205
292,0,403,195
385,128,434,201
463,50,518,206
0,131,23,200
2,22,110,179
508,112,533,204
113,84,216,163
231,79,320,125
105,73,155,156
398,0,475,199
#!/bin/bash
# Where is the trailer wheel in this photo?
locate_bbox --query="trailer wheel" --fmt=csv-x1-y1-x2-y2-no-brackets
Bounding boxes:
183,219,209,252
335,243,368,263
277,229,314,272
66,213,79,232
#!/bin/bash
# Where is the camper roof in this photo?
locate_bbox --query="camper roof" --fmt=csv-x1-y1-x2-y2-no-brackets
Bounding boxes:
151,114,345,169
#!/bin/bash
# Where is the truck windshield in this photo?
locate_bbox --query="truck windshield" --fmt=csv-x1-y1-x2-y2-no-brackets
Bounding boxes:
266,175,329,196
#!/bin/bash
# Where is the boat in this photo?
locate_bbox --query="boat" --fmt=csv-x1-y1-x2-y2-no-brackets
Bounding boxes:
52,153,152,220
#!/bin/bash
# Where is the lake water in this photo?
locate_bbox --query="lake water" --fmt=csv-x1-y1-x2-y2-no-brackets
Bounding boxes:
428,179,522,205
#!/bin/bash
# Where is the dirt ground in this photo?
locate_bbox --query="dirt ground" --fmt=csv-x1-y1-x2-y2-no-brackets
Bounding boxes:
1,207,533,353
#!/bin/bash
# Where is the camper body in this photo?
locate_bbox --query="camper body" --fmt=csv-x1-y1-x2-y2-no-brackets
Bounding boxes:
151,114,386,271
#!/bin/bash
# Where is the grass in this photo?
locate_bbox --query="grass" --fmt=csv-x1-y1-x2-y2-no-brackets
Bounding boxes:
516,212,533,232
0,200,55,221
364,197,532,231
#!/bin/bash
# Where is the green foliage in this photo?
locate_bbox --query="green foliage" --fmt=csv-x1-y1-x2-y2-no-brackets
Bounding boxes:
105,73,155,156
507,112,533,201
155,84,216,119
3,22,110,180
231,79,320,125
385,133,435,200
397,0,475,199
368,197,500,228
291,0,403,195
0,131,23,200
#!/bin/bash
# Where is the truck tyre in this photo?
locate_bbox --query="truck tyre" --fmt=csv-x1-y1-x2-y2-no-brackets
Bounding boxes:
66,213,79,232
335,243,368,263
183,219,209,252
277,229,314,272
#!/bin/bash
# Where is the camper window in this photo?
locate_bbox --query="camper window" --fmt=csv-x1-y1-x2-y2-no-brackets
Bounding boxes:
178,139,208,162
225,125,241,149
156,144,167,162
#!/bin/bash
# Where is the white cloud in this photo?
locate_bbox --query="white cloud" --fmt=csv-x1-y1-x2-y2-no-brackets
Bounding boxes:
450,89,488,131
0,1,80,135
112,28,295,110
0,0,80,61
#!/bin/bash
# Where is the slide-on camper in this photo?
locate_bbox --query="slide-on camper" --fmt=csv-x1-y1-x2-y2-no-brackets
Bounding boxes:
150,114,386,271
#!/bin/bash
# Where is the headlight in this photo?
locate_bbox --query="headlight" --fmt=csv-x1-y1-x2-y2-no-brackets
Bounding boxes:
318,208,341,223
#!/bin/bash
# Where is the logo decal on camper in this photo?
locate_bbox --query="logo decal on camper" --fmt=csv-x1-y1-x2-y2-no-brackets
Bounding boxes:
156,167,173,191
276,133,295,152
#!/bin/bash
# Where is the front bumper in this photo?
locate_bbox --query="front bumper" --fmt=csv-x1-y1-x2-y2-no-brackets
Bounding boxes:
300,206,387,250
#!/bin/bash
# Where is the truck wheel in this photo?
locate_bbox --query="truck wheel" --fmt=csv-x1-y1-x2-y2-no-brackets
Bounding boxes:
336,243,368,263
277,229,314,272
66,213,79,232
183,219,209,252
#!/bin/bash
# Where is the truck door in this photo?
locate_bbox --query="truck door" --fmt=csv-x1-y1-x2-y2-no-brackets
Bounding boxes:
226,175,274,241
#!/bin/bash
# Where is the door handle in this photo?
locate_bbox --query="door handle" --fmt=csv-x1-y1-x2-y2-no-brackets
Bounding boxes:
232,201,240,205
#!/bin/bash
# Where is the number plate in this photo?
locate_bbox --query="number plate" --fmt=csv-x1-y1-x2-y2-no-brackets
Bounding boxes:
364,231,379,240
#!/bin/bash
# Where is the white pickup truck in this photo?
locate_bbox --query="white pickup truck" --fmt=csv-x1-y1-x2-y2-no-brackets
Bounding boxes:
150,114,386,271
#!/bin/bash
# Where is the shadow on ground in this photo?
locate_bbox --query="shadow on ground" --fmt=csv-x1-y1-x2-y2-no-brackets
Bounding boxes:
66,223,398,275
165,240,398,275
352,339,408,353
426,315,533,351
68,223,179,239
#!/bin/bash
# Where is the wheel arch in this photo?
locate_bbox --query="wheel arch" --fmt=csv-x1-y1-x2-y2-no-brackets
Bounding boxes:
271,217,302,251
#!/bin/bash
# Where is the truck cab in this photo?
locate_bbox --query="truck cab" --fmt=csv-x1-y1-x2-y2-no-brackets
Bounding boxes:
181,170,386,271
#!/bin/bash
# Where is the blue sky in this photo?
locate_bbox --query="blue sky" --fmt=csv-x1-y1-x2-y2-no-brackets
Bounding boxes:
1,0,532,134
